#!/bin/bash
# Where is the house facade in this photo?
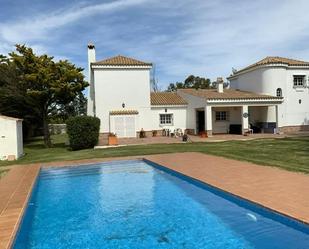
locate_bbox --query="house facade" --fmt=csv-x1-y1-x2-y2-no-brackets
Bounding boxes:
87,44,307,138
228,56,309,132
87,44,187,137
178,85,282,135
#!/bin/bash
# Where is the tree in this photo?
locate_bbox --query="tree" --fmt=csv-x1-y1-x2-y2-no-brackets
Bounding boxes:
0,45,88,147
167,75,212,91
0,53,42,138
49,92,87,124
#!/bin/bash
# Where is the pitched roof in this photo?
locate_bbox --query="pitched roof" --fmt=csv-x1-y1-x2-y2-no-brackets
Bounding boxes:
231,56,309,77
92,55,152,66
151,92,187,106
178,88,282,100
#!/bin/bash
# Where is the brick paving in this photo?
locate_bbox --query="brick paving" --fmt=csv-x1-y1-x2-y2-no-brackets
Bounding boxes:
1,152,309,248
145,152,309,224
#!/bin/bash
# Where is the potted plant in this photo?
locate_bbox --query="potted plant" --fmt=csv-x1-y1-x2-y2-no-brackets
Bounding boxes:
108,133,118,145
199,131,208,138
139,128,146,138
152,130,157,137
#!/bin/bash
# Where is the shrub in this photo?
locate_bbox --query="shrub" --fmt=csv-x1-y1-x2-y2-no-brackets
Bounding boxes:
66,116,100,150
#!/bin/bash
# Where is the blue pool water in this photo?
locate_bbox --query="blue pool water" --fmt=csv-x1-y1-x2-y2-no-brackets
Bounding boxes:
14,160,309,248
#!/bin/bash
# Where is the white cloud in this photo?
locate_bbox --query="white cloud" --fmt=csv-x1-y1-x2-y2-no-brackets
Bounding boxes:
0,0,149,43
2,0,309,87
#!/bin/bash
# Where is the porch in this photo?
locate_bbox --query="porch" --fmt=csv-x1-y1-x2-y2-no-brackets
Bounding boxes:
196,104,282,136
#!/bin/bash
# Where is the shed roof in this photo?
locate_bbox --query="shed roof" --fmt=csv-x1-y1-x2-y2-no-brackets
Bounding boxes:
0,115,23,121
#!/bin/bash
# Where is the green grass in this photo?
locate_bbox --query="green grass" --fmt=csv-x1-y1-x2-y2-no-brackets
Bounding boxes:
0,134,309,173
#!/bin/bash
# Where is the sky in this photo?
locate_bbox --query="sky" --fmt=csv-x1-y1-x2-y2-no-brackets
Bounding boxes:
1,0,309,90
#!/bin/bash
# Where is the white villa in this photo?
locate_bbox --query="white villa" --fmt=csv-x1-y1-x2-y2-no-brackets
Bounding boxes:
87,44,309,138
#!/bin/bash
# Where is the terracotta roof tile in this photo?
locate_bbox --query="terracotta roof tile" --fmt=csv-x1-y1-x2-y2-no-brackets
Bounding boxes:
179,88,282,100
110,110,139,115
231,56,309,76
92,55,152,66
151,92,187,106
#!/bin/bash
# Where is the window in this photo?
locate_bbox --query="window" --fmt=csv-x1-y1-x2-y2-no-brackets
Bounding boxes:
276,88,282,97
160,114,173,125
215,111,229,121
293,75,305,87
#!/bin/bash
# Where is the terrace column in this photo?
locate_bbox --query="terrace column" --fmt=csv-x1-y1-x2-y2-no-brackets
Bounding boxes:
275,105,281,134
241,105,249,134
205,105,212,136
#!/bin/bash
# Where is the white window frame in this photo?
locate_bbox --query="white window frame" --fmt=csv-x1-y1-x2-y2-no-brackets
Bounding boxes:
215,111,229,121
293,75,306,88
159,113,173,125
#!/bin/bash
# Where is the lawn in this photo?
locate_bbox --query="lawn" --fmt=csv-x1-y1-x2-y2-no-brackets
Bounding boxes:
1,134,309,174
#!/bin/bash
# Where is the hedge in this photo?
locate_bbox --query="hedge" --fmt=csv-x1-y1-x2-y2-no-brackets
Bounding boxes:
66,116,100,150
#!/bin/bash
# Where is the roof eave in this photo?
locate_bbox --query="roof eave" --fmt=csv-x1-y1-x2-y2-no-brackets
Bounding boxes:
206,97,283,104
228,63,309,80
151,104,188,107
91,64,152,69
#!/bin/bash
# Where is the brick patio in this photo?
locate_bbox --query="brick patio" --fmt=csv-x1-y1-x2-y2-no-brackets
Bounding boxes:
145,153,309,223
97,131,309,146
1,152,309,248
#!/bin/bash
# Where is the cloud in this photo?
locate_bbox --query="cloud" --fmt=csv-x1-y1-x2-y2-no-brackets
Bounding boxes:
2,0,309,88
0,0,149,43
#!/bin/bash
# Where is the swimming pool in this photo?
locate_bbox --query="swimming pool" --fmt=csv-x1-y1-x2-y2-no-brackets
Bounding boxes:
14,160,309,248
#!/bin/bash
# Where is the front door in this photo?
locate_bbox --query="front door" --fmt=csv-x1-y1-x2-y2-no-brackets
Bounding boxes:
196,110,205,134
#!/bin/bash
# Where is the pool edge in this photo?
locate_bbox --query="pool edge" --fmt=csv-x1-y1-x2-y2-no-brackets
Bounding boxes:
2,153,309,248
0,165,40,249
143,157,309,229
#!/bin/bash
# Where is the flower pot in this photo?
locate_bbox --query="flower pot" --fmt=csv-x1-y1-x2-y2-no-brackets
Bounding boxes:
199,131,208,138
108,136,118,145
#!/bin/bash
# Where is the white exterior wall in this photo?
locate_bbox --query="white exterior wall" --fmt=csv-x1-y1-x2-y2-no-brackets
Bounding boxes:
150,106,187,131
0,118,23,160
285,69,309,126
87,47,96,116
16,121,23,157
229,66,309,127
177,91,206,133
249,106,276,123
93,68,152,133
211,107,241,134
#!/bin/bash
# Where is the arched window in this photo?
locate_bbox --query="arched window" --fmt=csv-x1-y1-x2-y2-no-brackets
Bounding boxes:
276,88,282,97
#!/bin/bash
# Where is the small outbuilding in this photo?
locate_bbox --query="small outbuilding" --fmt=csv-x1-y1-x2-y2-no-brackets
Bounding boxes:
0,115,23,160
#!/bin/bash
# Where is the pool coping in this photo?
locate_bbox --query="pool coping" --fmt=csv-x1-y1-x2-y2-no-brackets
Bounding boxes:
144,159,309,233
1,153,309,248
0,156,144,249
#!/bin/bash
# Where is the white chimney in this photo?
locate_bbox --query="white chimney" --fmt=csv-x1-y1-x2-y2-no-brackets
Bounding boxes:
87,43,96,116
87,42,96,65
217,77,224,93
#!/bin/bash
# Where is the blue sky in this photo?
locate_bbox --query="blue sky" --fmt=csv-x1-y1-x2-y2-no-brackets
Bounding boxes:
1,0,309,90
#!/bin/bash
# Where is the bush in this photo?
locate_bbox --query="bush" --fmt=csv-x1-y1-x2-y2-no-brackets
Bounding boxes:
66,116,100,150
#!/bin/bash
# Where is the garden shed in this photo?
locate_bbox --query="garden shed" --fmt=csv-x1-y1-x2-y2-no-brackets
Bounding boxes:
0,115,23,160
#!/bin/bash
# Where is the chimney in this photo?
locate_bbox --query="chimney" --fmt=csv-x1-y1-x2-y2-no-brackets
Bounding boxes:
217,77,224,93
87,43,96,116
88,42,96,64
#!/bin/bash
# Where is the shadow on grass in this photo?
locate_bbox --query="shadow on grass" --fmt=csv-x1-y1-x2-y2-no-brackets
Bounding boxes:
26,143,67,149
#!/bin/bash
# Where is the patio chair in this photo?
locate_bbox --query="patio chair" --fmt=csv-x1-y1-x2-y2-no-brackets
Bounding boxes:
174,128,184,138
